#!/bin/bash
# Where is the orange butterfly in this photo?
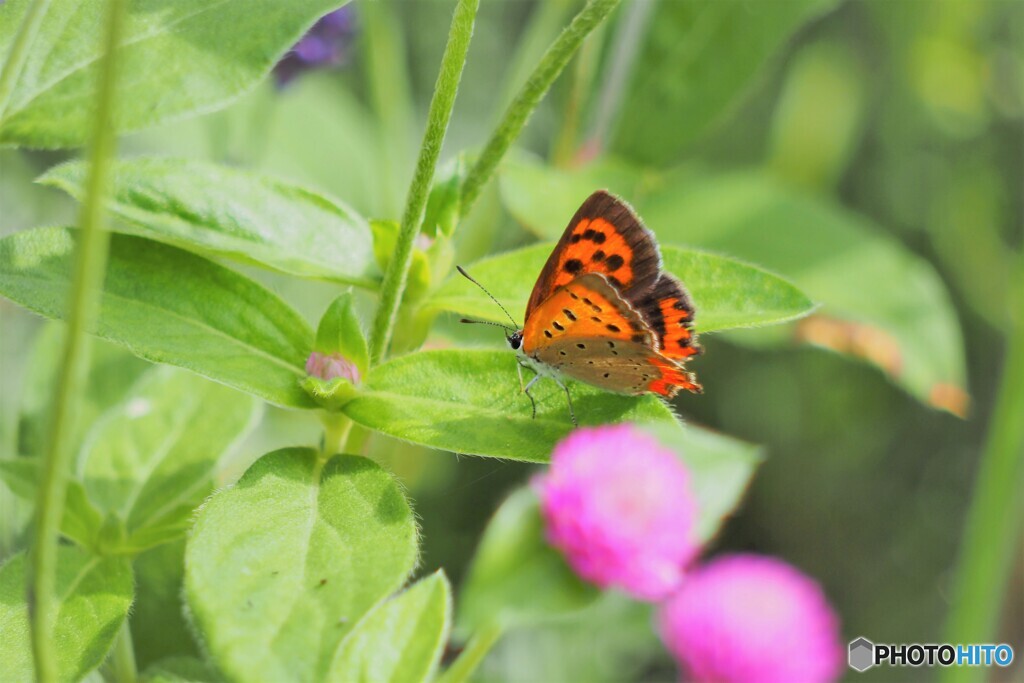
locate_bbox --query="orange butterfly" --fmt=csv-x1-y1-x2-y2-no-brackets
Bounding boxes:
462,190,702,424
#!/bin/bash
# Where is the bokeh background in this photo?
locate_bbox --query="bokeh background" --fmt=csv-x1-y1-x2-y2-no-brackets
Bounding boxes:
1,1,1021,681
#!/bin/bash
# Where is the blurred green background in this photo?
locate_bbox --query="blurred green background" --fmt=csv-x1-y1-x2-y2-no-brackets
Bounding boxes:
1,1,1021,681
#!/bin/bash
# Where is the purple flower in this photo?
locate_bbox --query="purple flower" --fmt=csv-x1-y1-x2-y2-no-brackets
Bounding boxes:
305,351,360,385
534,424,699,601
659,554,843,683
274,7,356,88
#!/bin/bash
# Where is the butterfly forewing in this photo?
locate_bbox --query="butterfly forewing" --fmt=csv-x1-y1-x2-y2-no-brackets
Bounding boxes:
526,191,662,319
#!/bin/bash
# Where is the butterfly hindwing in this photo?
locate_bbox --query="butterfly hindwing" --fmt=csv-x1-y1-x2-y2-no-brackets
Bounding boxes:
631,273,702,360
525,190,662,319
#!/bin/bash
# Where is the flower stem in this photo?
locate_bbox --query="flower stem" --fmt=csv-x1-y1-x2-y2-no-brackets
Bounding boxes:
368,0,479,363
27,1,125,681
321,413,354,460
110,622,137,683
942,250,1024,681
0,0,53,126
436,622,503,683
458,0,622,218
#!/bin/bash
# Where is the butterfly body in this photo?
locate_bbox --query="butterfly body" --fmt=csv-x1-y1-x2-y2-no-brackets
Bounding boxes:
508,191,703,413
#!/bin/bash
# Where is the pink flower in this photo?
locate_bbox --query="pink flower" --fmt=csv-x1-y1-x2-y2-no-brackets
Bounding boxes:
659,554,843,683
305,351,360,385
534,424,699,601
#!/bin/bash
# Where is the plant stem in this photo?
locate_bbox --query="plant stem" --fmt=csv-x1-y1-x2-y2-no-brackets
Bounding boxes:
942,251,1024,682
459,0,622,218
551,23,605,167
27,1,125,681
0,0,53,126
582,0,655,156
111,621,137,683
436,622,503,683
321,413,354,459
368,0,479,363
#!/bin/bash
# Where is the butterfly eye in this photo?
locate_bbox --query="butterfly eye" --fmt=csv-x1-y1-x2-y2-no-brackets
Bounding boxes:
508,331,523,350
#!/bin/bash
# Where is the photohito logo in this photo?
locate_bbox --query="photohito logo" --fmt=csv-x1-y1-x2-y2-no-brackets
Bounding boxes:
848,637,1014,672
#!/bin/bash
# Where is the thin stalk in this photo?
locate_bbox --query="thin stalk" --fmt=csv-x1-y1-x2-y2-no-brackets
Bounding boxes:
368,0,479,363
27,1,125,681
436,622,503,683
321,413,354,460
362,0,415,217
110,622,137,683
459,0,622,218
0,0,53,125
582,0,656,155
942,250,1024,682
551,23,605,167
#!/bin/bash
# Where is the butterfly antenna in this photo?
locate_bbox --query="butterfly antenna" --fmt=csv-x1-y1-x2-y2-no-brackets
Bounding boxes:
456,266,519,329
459,318,515,333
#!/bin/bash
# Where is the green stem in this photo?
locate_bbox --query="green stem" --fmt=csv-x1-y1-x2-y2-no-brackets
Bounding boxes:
436,622,503,683
942,250,1024,682
0,0,53,126
321,413,354,460
362,0,415,217
110,621,137,683
368,0,479,363
27,1,125,681
459,0,622,218
551,23,605,167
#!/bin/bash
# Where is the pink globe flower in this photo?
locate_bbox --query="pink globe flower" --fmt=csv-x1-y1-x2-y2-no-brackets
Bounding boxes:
534,424,699,601
659,554,843,683
305,351,361,385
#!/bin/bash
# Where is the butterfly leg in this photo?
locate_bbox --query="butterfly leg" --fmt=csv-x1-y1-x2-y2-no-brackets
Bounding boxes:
554,379,577,428
522,373,541,419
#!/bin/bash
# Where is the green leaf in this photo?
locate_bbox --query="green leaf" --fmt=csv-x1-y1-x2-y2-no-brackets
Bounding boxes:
429,243,814,333
612,0,839,164
0,0,353,148
39,159,376,286
457,425,760,633
0,546,133,683
0,227,316,408
639,172,968,410
80,366,261,552
371,219,431,300
313,292,370,375
328,571,451,683
422,155,467,238
500,159,967,410
132,542,202,670
184,448,418,683
0,459,104,549
345,349,675,461
457,489,598,634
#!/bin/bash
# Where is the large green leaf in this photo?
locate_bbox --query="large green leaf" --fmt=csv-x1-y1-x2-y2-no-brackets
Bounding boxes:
612,0,839,164
0,0,351,148
0,546,133,683
40,159,376,286
184,448,418,683
428,243,814,333
328,571,451,683
501,160,967,410
80,366,261,551
344,349,676,461
457,425,760,633
0,227,316,408
639,173,968,410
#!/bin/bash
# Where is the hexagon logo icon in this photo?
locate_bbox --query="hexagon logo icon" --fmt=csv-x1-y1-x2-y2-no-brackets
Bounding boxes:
849,637,875,672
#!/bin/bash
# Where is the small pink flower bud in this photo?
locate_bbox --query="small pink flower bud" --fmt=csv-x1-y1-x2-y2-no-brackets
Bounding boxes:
533,424,699,601
305,351,361,385
659,554,843,683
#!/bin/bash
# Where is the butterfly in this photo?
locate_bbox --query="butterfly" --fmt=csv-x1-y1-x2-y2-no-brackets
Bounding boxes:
460,190,702,425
